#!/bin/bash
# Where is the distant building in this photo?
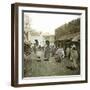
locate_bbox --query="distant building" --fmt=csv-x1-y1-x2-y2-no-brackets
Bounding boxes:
43,35,55,45
30,31,55,46
30,31,45,46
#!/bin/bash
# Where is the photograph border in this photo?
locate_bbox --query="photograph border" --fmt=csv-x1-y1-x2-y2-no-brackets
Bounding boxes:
11,3,88,87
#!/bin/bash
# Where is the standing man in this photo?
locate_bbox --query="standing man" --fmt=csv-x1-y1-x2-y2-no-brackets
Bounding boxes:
44,40,50,61
70,44,78,69
33,39,39,54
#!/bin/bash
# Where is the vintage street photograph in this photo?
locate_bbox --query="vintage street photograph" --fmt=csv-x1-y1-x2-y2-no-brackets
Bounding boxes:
23,12,80,77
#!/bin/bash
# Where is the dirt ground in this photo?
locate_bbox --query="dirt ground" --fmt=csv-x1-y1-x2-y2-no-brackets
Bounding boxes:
24,51,80,77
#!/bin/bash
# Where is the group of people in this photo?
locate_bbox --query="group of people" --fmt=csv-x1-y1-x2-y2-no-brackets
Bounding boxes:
25,39,79,70
54,41,79,69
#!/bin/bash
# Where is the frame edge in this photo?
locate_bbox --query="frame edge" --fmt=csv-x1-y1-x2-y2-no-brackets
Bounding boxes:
11,3,88,87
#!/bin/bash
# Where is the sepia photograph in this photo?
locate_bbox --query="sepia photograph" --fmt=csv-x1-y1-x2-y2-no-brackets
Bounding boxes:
23,11,80,77
11,3,87,87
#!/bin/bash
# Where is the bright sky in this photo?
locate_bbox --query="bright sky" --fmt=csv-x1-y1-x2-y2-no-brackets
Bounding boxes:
25,13,80,35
